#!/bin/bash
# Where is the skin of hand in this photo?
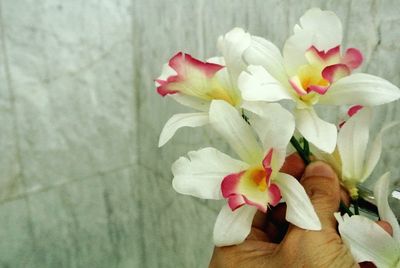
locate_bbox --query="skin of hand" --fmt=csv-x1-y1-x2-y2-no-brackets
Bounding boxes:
209,154,393,268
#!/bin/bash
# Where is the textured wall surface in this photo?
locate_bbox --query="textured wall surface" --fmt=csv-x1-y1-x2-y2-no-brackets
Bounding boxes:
0,0,399,267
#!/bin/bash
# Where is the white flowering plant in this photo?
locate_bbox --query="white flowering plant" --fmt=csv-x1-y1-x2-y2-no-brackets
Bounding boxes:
156,8,400,267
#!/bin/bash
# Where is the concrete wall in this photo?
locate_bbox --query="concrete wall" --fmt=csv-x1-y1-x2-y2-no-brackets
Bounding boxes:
0,0,399,267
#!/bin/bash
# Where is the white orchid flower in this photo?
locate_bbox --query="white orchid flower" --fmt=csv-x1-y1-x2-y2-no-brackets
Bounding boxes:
156,28,254,147
171,100,321,246
335,173,400,267
237,8,400,153
312,107,399,197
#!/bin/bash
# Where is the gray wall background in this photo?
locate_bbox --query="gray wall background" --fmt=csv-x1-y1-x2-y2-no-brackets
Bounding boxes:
0,0,399,267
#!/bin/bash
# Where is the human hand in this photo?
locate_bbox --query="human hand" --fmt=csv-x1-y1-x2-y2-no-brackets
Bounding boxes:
209,154,393,268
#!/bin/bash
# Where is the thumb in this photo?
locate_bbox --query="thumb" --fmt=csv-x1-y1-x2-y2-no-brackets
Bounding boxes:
300,161,340,230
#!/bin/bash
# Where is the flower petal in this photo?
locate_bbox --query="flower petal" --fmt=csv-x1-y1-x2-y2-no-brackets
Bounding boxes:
227,194,246,211
241,101,295,152
283,30,314,76
308,84,330,95
207,56,225,65
155,63,177,87
157,52,241,105
172,147,248,199
374,172,400,241
170,52,223,77
156,52,224,97
322,64,350,83
214,67,242,106
161,57,238,111
289,75,308,96
337,108,371,182
209,100,263,164
347,105,363,117
320,73,400,106
213,204,257,246
335,213,400,267
294,8,342,51
218,28,251,81
342,48,363,70
243,36,288,84
158,112,209,147
274,173,321,230
305,46,341,67
169,94,210,111
294,108,337,153
362,121,400,180
284,8,342,75
238,65,294,102
268,183,281,207
221,169,272,213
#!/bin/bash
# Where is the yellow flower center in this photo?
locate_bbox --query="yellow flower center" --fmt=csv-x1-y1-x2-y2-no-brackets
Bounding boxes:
242,166,268,192
297,65,330,91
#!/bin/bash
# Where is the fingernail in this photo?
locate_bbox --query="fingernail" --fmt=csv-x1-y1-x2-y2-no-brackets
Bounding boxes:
303,161,336,179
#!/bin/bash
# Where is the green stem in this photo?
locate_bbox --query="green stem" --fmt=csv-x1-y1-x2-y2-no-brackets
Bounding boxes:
290,137,310,164
303,139,310,157
339,201,354,216
353,198,359,215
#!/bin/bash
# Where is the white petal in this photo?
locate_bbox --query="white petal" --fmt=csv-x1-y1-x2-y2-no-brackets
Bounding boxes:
294,108,337,153
209,100,263,164
172,147,249,199
214,68,242,106
207,56,225,65
293,24,302,33
283,30,314,76
241,101,295,151
283,8,342,75
274,173,321,230
169,94,210,112
363,121,400,180
213,204,257,246
335,213,400,267
295,8,342,51
337,108,371,182
320,73,400,106
374,172,400,241
158,112,209,147
243,36,288,84
218,28,251,81
238,65,294,102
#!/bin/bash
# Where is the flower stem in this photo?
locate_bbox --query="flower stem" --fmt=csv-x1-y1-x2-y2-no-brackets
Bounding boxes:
303,139,310,157
353,198,359,215
339,201,354,216
290,137,310,165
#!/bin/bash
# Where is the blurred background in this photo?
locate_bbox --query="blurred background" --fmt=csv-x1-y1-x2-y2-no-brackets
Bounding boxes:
0,0,399,267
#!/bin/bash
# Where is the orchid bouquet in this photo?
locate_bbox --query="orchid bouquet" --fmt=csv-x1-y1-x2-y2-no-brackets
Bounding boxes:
156,8,400,267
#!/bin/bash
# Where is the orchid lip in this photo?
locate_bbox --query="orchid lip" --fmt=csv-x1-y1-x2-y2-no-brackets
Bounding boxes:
289,45,363,101
156,52,241,106
221,149,281,212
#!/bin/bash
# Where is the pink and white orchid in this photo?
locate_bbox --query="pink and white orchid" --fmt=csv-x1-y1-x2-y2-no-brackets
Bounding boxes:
171,100,321,246
312,107,399,198
156,28,253,147
237,8,400,153
335,173,400,268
